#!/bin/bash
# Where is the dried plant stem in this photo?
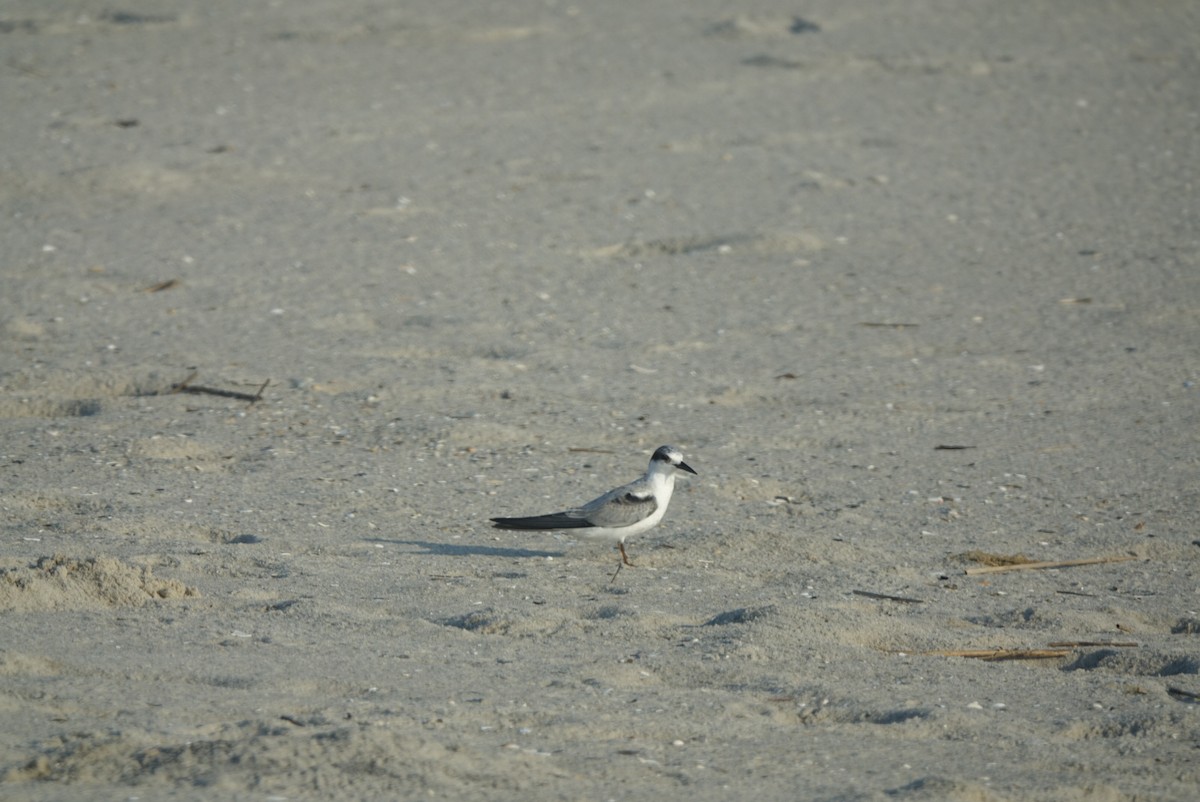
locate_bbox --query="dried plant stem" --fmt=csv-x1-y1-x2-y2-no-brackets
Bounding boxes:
965,555,1135,575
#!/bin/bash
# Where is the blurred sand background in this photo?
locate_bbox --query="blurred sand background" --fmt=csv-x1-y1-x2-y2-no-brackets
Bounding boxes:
1,1,1198,799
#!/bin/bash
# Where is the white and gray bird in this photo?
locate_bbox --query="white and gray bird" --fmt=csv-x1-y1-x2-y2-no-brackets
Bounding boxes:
491,445,697,567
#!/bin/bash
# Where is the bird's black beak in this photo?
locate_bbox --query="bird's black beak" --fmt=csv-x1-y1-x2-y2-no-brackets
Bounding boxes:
678,461,697,475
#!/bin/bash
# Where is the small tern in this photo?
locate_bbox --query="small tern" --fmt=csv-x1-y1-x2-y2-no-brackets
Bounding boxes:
491,445,697,568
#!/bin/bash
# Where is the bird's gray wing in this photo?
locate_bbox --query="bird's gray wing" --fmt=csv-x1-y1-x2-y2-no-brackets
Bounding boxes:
576,485,658,528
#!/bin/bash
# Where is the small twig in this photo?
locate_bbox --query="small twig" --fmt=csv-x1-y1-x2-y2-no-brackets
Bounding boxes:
171,370,199,391
852,589,924,604
142,278,180,293
959,550,1032,567
169,373,269,403
965,555,1135,576
859,321,919,329
910,641,1137,662
1167,686,1200,702
920,648,1072,661
569,447,616,454
934,444,976,450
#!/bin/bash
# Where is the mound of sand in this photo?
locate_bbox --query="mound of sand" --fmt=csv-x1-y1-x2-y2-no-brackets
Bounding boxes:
0,555,198,612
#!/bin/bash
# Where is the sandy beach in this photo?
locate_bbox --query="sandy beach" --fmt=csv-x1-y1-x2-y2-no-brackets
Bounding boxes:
2,1,1198,799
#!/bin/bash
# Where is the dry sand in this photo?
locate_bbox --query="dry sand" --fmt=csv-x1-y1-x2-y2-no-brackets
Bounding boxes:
2,1,1198,799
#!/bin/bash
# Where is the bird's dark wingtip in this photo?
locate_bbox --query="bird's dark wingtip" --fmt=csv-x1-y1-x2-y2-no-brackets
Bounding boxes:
490,513,595,530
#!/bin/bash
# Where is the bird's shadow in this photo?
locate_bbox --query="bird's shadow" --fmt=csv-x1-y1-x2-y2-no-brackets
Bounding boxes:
366,538,565,559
